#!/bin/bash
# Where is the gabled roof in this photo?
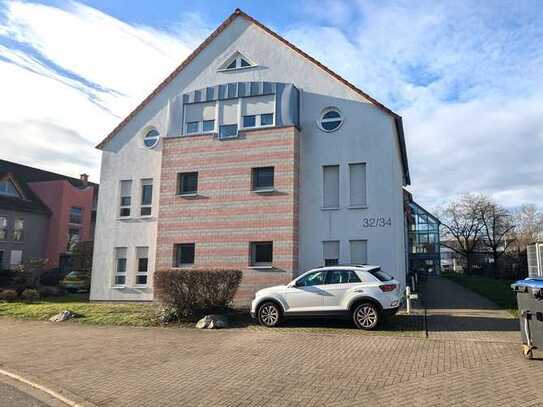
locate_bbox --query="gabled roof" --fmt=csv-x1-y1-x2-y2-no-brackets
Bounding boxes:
95,9,410,184
0,159,97,189
0,171,50,215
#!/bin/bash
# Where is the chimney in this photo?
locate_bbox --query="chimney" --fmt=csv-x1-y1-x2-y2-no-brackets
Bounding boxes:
80,173,89,187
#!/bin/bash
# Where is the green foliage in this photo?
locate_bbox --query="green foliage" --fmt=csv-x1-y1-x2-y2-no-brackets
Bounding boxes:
21,288,40,303
154,269,243,320
441,272,517,312
38,286,66,298
0,289,18,302
71,241,94,276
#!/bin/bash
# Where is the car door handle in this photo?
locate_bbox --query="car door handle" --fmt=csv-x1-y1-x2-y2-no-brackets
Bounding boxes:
353,288,364,293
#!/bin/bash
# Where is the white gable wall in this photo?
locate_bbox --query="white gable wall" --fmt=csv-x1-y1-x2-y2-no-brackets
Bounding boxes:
92,15,407,301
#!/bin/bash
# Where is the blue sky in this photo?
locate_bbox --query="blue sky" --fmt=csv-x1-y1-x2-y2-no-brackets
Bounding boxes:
1,0,542,209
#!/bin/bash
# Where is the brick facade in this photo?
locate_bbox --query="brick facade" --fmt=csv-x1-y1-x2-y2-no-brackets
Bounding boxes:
157,126,299,303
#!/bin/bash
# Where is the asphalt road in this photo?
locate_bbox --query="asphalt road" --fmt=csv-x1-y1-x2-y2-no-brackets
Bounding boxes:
0,382,48,406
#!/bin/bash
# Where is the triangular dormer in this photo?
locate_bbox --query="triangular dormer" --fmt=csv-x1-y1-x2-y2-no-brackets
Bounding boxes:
0,173,24,199
218,51,256,71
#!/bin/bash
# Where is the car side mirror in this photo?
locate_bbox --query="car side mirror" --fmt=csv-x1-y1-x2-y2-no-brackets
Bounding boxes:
288,281,298,288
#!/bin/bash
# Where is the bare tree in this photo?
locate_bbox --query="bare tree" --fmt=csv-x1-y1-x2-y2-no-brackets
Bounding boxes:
479,198,515,272
512,204,543,253
439,194,486,274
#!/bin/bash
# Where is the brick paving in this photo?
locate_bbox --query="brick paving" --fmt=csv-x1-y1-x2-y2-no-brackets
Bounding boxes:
423,276,520,343
0,276,541,406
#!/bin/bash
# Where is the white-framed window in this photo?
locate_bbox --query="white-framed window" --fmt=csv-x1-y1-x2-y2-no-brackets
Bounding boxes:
143,129,160,149
323,165,340,209
186,121,199,134
240,95,275,130
135,246,149,287
349,163,367,207
323,241,340,266
140,179,153,216
203,120,215,133
250,241,273,267
350,240,368,265
318,107,343,132
219,99,239,139
184,102,216,136
218,52,255,71
113,247,127,287
13,218,23,241
0,216,7,240
9,249,22,270
119,180,132,217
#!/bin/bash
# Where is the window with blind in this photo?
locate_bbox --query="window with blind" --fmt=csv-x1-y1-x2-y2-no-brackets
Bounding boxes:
119,180,132,217
323,241,340,266
350,240,368,265
349,163,367,207
323,165,340,209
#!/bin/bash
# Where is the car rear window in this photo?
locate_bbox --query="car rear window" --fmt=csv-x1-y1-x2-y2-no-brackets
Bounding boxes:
369,268,393,282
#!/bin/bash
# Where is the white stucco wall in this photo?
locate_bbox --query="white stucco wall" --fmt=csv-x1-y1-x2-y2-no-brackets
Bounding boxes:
91,15,408,300
90,108,166,301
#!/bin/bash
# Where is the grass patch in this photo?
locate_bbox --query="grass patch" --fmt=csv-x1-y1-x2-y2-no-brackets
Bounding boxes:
0,295,158,326
441,272,518,315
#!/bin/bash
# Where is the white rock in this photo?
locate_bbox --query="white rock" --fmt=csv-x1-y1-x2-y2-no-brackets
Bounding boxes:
49,310,78,322
195,314,228,329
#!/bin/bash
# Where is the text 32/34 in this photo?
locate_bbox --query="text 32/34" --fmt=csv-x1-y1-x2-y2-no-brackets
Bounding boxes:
361,217,392,228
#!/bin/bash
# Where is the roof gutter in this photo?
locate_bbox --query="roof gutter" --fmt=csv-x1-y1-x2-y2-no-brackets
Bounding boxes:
394,116,410,185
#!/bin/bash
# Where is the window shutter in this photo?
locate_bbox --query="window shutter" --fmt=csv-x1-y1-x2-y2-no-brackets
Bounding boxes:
323,165,340,208
349,163,367,206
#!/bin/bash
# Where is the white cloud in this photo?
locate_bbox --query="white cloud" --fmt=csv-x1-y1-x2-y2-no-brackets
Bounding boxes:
0,0,208,180
1,0,541,210
285,0,543,209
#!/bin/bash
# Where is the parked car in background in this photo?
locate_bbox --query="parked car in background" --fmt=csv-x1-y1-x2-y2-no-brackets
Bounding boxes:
251,265,402,330
60,271,90,293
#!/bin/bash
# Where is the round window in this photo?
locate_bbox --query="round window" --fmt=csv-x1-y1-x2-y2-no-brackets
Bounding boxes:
318,108,343,132
143,129,160,148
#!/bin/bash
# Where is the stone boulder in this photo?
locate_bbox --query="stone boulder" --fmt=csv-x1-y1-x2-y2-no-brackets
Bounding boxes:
49,310,79,322
195,314,228,329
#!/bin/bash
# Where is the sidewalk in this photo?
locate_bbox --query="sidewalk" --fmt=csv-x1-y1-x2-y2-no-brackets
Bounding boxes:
422,275,520,343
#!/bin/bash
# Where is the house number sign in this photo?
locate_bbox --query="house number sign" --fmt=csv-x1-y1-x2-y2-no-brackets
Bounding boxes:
362,217,392,228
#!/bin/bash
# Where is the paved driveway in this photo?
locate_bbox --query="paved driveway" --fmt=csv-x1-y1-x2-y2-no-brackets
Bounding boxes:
0,277,541,407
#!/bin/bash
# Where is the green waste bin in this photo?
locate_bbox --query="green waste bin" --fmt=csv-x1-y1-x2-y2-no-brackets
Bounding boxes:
511,278,543,359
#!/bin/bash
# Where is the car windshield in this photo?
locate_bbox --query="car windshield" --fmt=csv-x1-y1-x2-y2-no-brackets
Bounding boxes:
368,268,393,282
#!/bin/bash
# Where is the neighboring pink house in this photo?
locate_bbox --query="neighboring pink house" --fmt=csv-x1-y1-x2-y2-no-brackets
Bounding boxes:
0,159,97,271
29,176,95,269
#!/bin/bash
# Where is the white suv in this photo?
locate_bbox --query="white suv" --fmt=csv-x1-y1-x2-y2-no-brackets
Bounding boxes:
250,265,402,330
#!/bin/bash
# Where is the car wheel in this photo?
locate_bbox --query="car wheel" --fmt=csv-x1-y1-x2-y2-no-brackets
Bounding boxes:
353,303,380,330
258,302,281,327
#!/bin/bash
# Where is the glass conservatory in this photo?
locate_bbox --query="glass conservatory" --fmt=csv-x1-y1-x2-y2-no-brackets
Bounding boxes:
407,201,441,275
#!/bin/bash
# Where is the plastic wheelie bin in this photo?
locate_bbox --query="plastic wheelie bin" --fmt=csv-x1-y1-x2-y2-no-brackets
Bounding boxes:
511,278,543,359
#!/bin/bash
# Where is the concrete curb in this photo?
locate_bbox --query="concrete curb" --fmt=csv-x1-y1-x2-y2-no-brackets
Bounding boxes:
0,367,96,407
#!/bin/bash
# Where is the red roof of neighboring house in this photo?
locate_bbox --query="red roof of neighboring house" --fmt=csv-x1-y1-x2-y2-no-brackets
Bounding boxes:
95,9,410,184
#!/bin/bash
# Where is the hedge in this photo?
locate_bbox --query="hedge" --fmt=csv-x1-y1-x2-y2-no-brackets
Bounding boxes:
154,269,242,320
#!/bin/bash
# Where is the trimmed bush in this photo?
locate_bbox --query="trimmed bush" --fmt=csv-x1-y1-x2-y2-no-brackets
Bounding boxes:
21,288,40,303
154,269,242,320
38,286,65,298
0,289,18,302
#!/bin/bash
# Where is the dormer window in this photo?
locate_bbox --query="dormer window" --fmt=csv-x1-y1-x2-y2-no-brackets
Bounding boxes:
218,51,255,71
